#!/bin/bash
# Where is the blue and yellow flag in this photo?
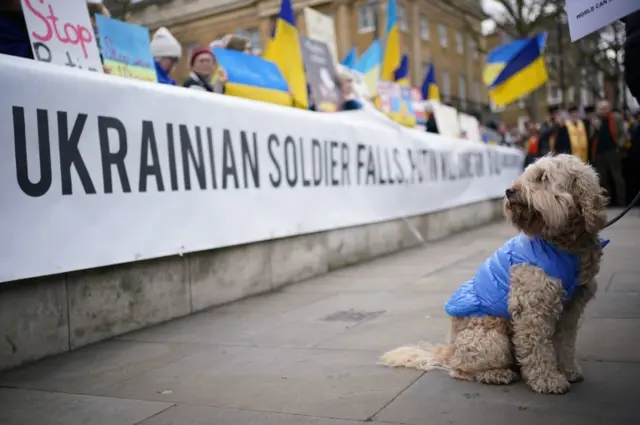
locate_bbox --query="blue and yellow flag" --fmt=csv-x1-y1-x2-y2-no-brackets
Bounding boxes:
213,48,292,106
484,33,548,107
263,0,308,109
420,63,440,101
342,47,357,68
381,0,401,82
393,54,409,86
354,39,382,96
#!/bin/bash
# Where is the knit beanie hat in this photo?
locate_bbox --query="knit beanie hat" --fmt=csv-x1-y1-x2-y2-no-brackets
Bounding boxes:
150,27,182,58
190,46,213,66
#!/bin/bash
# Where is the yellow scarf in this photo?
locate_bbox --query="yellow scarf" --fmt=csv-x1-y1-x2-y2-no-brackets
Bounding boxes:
565,120,588,163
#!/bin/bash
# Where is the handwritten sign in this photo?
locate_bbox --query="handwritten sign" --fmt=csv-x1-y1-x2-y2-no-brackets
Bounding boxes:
377,81,416,127
566,0,640,41
21,0,103,72
95,14,157,82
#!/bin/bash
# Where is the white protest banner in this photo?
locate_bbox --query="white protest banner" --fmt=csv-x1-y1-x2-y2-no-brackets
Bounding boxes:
431,102,461,139
303,8,338,64
459,113,481,142
21,0,103,72
566,0,640,41
0,55,523,283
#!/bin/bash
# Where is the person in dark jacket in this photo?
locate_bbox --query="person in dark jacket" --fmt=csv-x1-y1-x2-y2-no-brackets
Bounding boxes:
183,46,227,93
337,73,362,111
539,105,561,155
592,100,627,206
624,11,640,102
424,103,439,134
0,0,33,59
623,111,640,205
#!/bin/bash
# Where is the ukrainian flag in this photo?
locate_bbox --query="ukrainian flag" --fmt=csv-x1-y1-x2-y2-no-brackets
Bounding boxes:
263,0,308,109
354,39,382,96
212,48,292,106
393,54,409,86
342,47,357,68
484,33,548,107
421,63,440,101
381,0,401,82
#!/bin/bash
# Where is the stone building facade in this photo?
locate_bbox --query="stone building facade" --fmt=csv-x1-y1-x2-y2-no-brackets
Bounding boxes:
113,0,491,116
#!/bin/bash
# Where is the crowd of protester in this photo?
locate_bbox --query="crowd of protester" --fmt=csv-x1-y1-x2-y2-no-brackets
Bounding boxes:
517,102,640,207
0,0,362,112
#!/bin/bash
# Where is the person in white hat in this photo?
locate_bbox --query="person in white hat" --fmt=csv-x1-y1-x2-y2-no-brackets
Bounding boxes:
150,27,182,85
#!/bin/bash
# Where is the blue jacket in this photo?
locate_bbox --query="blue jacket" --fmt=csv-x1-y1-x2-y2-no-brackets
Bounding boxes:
154,60,176,85
0,12,33,59
445,233,609,319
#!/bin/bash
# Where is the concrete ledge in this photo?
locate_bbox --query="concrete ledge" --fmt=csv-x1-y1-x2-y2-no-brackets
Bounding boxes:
0,199,504,371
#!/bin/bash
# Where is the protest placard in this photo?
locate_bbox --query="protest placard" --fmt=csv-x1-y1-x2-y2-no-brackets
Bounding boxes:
21,0,103,72
377,81,416,127
300,37,342,112
303,8,338,65
411,88,426,125
566,0,640,41
95,14,157,82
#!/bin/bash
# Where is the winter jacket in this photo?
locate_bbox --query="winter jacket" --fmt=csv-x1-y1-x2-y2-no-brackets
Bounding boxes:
624,11,640,101
0,11,33,59
445,233,609,319
183,71,225,93
154,60,176,85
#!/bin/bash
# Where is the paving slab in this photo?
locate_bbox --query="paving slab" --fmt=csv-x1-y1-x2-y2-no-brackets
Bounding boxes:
138,404,386,425
0,214,638,425
95,345,419,421
374,361,640,425
0,388,172,425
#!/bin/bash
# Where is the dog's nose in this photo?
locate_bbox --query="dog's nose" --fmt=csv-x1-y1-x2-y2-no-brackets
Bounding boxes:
505,188,516,198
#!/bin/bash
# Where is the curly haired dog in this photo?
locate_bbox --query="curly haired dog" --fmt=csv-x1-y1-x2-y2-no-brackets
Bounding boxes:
381,154,609,394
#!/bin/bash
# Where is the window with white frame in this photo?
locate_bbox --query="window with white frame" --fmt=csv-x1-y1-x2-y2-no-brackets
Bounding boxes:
438,24,448,48
246,28,261,50
419,14,429,40
469,39,479,59
455,32,463,54
357,4,376,33
442,71,451,101
547,83,562,105
490,100,505,112
458,74,466,103
397,4,408,31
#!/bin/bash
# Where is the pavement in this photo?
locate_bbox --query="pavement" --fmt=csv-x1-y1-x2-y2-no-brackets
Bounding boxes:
1,209,639,425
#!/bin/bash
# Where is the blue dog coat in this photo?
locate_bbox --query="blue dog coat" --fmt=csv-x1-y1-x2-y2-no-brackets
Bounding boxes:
445,233,610,319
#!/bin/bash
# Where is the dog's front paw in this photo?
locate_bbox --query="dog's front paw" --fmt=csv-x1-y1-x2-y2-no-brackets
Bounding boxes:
562,365,584,383
527,373,570,394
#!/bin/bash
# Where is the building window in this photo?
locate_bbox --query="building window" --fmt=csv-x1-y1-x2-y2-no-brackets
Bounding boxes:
474,80,481,102
357,4,376,33
419,14,429,40
442,70,451,102
547,83,562,105
438,24,448,48
246,28,261,50
469,39,479,59
397,4,408,32
458,74,467,108
455,32,463,54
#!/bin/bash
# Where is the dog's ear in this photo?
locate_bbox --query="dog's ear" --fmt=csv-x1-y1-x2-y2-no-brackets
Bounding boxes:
572,167,607,234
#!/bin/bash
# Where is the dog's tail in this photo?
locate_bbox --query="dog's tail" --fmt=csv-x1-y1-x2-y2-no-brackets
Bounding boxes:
379,342,451,371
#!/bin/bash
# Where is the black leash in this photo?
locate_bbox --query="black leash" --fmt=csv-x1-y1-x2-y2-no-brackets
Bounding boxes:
603,190,640,229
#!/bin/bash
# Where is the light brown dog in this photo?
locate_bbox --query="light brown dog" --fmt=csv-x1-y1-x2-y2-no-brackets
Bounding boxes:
381,154,607,394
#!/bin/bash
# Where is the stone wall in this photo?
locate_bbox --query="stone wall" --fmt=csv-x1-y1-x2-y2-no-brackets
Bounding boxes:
0,199,504,371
